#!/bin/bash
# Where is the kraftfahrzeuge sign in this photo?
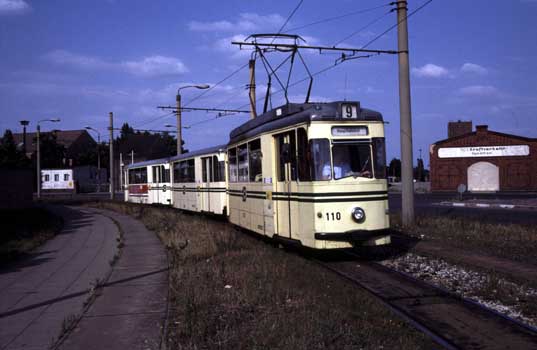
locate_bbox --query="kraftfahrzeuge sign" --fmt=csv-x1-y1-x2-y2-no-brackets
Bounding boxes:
438,145,530,158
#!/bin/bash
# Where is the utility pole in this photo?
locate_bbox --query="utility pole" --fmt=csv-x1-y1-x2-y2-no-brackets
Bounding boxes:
396,0,415,226
248,59,257,119
176,93,182,155
36,124,41,199
119,153,123,193
109,112,115,200
36,118,60,199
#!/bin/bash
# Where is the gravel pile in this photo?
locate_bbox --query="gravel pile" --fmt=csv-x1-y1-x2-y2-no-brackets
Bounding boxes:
381,253,537,328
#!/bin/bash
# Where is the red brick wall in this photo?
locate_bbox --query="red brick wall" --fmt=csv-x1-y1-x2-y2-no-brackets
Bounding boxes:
430,129,537,191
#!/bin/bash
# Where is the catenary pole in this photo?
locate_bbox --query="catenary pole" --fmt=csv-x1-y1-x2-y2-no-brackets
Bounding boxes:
396,0,415,226
176,93,182,155
109,112,115,200
248,59,257,119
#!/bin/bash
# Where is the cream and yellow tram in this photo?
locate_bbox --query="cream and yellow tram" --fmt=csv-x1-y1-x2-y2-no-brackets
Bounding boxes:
227,101,390,249
124,157,172,205
170,145,227,214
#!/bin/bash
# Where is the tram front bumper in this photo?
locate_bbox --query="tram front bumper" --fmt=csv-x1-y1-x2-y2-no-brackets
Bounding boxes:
314,229,391,242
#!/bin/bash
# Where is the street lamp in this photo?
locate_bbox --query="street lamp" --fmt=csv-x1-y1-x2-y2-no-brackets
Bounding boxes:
36,118,60,199
19,120,29,155
176,84,210,155
85,126,101,193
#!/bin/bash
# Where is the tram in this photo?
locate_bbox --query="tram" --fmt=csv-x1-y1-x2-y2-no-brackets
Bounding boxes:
170,145,228,214
124,100,390,249
124,157,172,205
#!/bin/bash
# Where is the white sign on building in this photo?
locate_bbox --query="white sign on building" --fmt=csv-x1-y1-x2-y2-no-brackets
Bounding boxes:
438,145,530,158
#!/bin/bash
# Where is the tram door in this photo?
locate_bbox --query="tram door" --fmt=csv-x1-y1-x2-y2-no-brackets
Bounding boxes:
275,132,297,238
152,166,160,203
201,156,212,212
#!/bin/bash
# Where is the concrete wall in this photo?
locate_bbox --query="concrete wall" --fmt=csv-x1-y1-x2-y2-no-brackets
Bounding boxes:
0,169,33,209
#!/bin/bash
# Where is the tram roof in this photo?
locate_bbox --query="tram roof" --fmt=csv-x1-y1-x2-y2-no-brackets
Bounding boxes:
169,144,227,162
125,157,170,169
229,101,383,145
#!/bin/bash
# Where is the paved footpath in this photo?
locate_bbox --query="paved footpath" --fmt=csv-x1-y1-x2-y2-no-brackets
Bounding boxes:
0,206,118,350
59,208,168,350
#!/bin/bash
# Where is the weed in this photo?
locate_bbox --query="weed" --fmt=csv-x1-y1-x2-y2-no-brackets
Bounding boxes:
92,202,435,349
392,213,537,265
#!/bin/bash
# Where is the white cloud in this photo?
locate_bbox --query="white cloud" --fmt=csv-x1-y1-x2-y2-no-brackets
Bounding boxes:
44,50,188,77
0,0,30,15
123,56,188,77
189,13,285,33
44,50,111,70
458,85,499,96
412,64,449,78
460,63,488,75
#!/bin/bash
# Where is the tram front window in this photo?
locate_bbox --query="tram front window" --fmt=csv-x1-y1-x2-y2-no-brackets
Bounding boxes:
332,143,372,180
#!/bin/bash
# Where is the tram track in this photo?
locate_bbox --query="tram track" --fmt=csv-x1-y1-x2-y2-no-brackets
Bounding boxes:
311,250,537,350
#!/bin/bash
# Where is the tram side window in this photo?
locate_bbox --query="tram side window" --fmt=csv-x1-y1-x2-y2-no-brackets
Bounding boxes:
248,139,262,182
186,159,195,182
202,157,213,182
310,139,331,181
152,166,158,183
162,166,170,182
372,138,387,179
129,168,148,184
173,162,180,183
238,144,249,182
202,158,208,182
228,148,238,182
276,132,297,182
213,156,225,182
297,128,311,181
174,160,195,183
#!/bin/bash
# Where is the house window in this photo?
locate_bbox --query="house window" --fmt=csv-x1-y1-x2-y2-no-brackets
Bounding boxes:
45,174,50,182
54,174,59,182
64,174,70,181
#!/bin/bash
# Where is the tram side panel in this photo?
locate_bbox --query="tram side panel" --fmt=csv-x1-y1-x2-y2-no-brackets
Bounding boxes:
227,137,274,236
171,158,198,212
198,152,227,215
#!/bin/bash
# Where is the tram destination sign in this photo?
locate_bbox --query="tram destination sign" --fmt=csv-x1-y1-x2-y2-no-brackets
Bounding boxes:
438,145,530,158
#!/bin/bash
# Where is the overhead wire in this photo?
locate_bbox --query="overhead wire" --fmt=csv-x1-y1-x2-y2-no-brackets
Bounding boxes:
284,3,391,33
360,0,434,50
333,10,392,47
274,0,304,38
229,0,434,113
187,0,435,129
182,62,249,108
134,111,175,128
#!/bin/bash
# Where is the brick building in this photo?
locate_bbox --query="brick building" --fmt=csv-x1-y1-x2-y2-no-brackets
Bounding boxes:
430,124,537,192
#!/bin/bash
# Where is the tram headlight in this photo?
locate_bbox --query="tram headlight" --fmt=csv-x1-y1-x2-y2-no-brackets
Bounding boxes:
352,207,366,223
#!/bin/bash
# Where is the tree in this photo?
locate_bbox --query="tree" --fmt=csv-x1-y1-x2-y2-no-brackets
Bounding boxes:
38,132,66,168
120,123,134,140
0,129,30,168
388,158,401,179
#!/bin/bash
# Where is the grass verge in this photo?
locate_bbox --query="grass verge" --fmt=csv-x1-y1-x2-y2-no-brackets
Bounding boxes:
93,202,435,349
391,213,537,265
0,206,63,263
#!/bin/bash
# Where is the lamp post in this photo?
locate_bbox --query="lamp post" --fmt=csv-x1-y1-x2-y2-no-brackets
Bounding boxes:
19,120,30,155
176,84,210,155
36,118,60,199
85,126,101,193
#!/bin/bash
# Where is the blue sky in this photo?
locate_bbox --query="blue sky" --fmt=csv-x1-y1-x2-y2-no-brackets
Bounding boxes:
1,0,536,166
